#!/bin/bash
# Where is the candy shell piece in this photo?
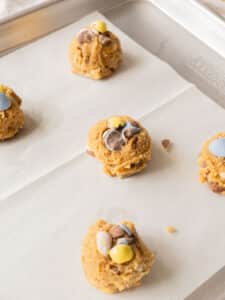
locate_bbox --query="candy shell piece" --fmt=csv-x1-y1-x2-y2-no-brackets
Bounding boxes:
208,138,225,158
92,20,107,33
109,244,134,264
116,238,129,245
119,223,132,236
0,92,11,111
96,231,112,256
117,236,135,245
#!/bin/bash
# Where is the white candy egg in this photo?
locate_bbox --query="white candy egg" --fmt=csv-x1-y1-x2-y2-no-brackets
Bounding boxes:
96,231,112,256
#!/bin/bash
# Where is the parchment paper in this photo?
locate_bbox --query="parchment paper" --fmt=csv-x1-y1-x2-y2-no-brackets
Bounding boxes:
0,87,225,300
0,12,225,300
0,12,190,200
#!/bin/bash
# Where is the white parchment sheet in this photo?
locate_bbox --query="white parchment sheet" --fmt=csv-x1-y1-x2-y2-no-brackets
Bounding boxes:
0,88,225,300
0,11,225,300
0,12,191,200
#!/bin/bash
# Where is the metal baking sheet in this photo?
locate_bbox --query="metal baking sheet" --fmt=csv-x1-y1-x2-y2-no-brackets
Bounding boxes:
0,1,225,299
1,0,225,108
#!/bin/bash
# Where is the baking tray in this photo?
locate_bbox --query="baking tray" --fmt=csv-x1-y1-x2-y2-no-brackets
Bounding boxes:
0,1,225,299
1,0,225,108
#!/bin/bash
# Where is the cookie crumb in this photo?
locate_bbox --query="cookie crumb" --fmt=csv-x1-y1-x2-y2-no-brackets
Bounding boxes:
161,139,172,152
166,226,176,234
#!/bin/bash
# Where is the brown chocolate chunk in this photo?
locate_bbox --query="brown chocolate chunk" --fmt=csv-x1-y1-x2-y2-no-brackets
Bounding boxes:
86,149,95,157
208,182,225,193
99,34,111,46
109,225,125,238
161,139,172,152
77,29,95,44
132,136,138,150
123,128,133,139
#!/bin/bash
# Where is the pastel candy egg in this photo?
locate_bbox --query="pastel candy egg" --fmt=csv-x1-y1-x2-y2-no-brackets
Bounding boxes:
103,129,125,151
96,231,112,256
77,29,95,44
0,92,11,111
208,138,225,158
92,20,107,33
109,244,134,264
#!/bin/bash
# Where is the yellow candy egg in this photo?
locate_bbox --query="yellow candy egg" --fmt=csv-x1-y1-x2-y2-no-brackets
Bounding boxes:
109,244,134,264
0,85,5,93
108,116,126,129
92,20,107,33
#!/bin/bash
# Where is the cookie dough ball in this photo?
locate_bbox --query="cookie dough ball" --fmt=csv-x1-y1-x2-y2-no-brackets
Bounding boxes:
81,220,154,293
0,84,24,140
69,20,122,80
198,132,225,194
87,115,151,177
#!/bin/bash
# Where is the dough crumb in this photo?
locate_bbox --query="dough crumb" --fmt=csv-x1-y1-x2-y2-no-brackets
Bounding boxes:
166,226,176,234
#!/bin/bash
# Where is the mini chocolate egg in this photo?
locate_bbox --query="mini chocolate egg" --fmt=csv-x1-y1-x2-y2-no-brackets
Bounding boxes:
208,138,225,158
122,122,140,140
77,29,95,44
0,92,11,111
103,129,125,151
119,223,132,236
109,244,134,264
96,231,112,256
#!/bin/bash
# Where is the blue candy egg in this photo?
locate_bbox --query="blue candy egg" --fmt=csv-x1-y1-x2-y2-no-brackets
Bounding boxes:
0,92,11,111
208,138,225,158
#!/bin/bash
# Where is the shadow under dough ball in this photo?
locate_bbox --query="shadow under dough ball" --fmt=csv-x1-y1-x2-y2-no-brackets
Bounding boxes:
69,20,122,80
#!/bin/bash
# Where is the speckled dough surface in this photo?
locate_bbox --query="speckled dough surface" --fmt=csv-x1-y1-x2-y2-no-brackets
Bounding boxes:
69,22,122,80
87,115,151,177
0,85,24,140
81,220,154,293
198,132,225,194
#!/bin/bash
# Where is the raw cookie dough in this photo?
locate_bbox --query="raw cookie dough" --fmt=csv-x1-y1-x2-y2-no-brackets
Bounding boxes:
198,132,225,194
87,115,151,177
69,20,122,80
0,84,24,140
81,220,154,293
